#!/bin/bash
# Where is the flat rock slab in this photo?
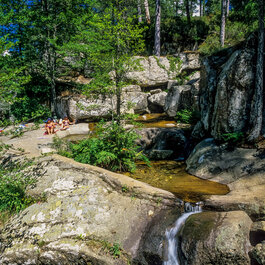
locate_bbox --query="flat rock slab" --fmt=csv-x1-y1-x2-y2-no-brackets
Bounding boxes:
0,155,179,265
56,123,90,138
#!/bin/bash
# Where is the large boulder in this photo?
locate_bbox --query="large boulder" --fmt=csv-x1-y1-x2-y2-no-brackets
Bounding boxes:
196,32,264,139
179,52,201,72
122,90,150,114
125,56,181,87
179,211,253,265
56,95,115,121
0,155,179,265
186,139,265,219
56,87,150,121
164,85,192,117
125,53,200,88
148,92,167,113
136,128,189,160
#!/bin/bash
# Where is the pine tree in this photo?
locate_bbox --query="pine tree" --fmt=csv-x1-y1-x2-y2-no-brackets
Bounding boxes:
144,0,151,24
220,0,227,47
154,0,161,56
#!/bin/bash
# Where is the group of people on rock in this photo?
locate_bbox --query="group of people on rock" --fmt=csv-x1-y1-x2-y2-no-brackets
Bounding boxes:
45,116,74,135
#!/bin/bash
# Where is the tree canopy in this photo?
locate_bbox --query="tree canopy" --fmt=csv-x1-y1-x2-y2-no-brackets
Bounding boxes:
0,0,263,121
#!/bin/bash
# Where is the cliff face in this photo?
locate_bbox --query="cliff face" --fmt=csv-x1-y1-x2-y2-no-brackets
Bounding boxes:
197,32,265,140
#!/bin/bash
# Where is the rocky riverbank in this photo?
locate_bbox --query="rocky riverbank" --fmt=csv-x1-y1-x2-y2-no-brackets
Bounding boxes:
179,138,265,265
0,152,181,265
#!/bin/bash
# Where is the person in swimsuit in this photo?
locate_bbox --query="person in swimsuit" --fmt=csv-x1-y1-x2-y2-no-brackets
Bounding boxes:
45,118,55,135
61,117,72,130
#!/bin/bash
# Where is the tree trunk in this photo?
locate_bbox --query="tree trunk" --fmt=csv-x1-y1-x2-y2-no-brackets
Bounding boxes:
154,0,161,56
144,0,151,24
137,0,142,23
176,0,180,17
42,0,58,116
203,0,205,15
220,0,227,47
200,0,203,16
226,0,230,16
248,0,264,141
185,0,191,27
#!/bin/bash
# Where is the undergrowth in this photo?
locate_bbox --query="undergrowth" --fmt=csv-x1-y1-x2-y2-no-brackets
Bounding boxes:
54,120,150,173
0,160,36,214
176,109,200,124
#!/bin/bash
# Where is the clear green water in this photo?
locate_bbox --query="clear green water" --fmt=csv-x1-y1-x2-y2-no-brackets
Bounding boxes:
125,161,229,202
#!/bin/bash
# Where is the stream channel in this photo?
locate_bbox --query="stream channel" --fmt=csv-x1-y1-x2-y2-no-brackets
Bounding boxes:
65,114,229,264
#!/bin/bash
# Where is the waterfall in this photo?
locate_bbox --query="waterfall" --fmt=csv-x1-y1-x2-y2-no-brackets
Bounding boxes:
164,202,202,265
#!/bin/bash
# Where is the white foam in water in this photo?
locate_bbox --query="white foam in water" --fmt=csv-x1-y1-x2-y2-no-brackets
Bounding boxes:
164,202,202,265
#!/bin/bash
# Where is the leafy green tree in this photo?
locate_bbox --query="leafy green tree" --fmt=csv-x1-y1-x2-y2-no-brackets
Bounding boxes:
0,38,30,104
59,0,146,120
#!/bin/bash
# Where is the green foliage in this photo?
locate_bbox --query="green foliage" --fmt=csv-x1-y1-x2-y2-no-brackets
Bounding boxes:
0,161,36,213
121,185,129,193
0,37,30,103
11,99,51,122
59,1,146,118
9,127,25,139
168,55,182,73
0,143,11,152
220,132,244,145
176,109,200,124
52,136,73,158
154,55,182,75
109,243,122,259
69,120,149,172
199,3,259,56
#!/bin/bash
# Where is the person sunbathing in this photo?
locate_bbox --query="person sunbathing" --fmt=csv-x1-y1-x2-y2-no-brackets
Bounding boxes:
45,118,55,135
61,117,72,130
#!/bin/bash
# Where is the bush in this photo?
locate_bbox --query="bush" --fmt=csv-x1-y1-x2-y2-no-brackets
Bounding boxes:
61,120,149,172
11,97,51,122
199,19,256,55
176,109,200,124
220,132,244,145
0,161,36,213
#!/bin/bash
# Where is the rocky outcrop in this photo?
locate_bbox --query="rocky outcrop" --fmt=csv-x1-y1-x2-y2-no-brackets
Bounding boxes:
57,89,150,121
179,211,253,265
136,128,189,160
0,155,180,265
186,139,265,219
148,92,167,113
164,85,193,117
196,33,265,139
179,52,201,72
56,53,201,120
125,56,181,88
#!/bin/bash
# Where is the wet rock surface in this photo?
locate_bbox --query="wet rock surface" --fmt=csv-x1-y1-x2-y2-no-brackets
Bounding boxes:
179,211,253,265
186,139,265,219
0,155,180,265
136,128,190,160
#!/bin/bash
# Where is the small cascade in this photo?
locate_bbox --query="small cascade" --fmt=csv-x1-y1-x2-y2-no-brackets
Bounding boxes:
164,202,202,265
